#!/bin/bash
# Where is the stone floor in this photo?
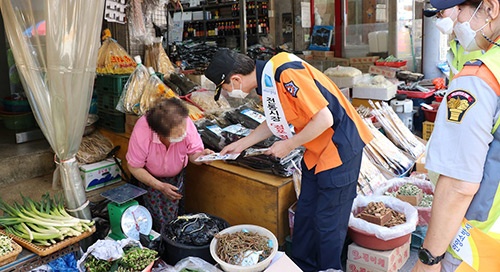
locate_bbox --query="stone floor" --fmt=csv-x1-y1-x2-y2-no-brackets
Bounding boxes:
0,125,58,203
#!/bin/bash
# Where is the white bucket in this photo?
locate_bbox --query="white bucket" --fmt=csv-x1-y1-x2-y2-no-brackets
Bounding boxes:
391,97,414,131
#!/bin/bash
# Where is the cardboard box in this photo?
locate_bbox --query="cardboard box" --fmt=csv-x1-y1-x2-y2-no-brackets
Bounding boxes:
350,63,372,73
328,75,362,88
368,65,403,79
340,87,351,100
350,56,380,64
397,192,424,206
415,151,427,173
312,50,335,60
351,98,382,108
328,57,350,66
79,158,122,192
186,74,216,90
359,212,392,226
312,50,335,57
346,259,386,272
352,84,397,101
347,238,410,271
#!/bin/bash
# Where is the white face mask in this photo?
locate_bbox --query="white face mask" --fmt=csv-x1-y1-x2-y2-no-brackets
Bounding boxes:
169,131,187,143
227,80,248,99
453,2,488,51
436,17,454,35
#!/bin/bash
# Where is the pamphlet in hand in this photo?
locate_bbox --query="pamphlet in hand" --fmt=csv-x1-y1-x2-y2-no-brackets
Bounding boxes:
195,152,241,162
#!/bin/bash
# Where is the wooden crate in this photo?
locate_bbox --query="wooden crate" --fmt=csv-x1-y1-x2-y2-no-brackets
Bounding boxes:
422,121,434,141
125,114,140,136
185,161,296,245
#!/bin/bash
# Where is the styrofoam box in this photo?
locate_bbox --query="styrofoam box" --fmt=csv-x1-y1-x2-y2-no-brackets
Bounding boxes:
328,75,362,88
347,237,410,271
352,84,397,101
79,158,121,192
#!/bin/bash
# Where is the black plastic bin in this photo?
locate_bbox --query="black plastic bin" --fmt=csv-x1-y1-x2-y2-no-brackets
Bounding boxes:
159,214,230,265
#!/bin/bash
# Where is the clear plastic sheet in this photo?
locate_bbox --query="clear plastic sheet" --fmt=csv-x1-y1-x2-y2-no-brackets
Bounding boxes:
0,0,104,219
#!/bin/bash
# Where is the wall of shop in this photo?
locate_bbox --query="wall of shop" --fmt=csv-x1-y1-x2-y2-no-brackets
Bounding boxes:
0,14,10,100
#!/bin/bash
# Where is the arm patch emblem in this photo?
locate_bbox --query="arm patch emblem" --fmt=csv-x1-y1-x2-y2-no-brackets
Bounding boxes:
446,90,477,123
284,80,299,97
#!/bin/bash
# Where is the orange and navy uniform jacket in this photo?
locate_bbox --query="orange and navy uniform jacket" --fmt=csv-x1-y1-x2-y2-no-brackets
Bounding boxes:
256,53,373,174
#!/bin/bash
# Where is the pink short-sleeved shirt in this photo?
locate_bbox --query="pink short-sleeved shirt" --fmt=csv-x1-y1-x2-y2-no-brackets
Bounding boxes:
126,116,204,178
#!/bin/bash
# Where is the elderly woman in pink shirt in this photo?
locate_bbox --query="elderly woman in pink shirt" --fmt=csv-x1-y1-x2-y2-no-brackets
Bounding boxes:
126,98,212,231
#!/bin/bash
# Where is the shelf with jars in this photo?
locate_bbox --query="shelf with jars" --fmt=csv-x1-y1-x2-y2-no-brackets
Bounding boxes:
181,0,269,46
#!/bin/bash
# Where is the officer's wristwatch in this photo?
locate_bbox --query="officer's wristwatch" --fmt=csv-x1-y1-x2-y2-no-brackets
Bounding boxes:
418,247,446,265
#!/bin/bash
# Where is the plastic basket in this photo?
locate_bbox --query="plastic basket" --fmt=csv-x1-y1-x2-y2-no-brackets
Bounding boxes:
422,121,434,141
97,108,125,133
0,108,36,130
95,74,130,96
95,73,165,97
97,93,121,112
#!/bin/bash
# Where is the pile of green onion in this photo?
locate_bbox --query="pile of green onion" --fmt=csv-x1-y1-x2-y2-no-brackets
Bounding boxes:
0,193,94,246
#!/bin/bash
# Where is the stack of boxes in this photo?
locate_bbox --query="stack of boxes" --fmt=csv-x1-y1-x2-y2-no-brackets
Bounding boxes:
349,56,379,73
346,238,411,272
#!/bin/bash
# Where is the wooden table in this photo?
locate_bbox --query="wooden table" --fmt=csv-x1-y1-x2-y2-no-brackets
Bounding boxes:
97,128,297,245
185,161,296,245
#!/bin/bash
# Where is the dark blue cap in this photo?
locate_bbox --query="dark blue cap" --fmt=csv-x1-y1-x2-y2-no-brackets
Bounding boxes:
430,0,467,10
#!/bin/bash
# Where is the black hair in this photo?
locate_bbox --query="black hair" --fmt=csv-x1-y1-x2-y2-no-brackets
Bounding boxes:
224,52,255,84
146,98,188,138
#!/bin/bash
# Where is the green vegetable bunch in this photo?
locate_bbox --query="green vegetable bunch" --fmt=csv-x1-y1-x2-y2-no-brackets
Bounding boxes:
84,255,112,272
0,234,14,256
84,247,158,272
118,247,157,271
0,193,94,246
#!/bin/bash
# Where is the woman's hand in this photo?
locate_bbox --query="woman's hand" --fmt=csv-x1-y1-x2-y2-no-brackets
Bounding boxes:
157,181,183,201
190,148,215,164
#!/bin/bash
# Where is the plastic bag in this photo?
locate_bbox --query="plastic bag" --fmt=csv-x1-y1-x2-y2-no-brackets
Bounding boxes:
117,56,150,114
96,31,136,74
153,256,222,272
188,90,232,114
145,37,176,78
349,195,418,241
48,253,78,272
129,0,147,41
374,177,434,226
77,239,143,272
139,68,177,115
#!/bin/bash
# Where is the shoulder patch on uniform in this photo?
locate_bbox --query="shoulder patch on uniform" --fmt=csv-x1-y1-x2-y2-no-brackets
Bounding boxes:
463,60,483,66
283,80,299,97
446,90,477,123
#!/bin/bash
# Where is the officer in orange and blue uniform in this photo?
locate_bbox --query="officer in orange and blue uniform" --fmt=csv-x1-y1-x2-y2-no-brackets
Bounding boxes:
205,49,373,271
